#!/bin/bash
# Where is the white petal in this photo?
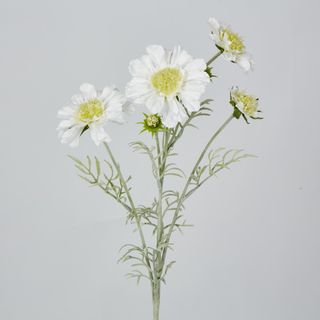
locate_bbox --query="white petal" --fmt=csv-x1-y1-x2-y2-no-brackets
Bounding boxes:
236,54,253,72
57,119,75,130
230,86,239,96
107,100,124,113
57,106,76,118
107,111,124,124
99,86,115,101
222,51,237,62
161,104,178,128
181,98,201,113
69,134,81,147
103,89,126,115
123,101,135,114
60,125,83,147
128,59,152,78
90,125,111,146
210,32,222,45
71,94,85,105
170,46,193,67
184,58,207,72
181,81,207,98
141,55,157,73
222,32,231,48
127,89,154,105
127,77,150,87
161,99,186,128
79,83,97,100
146,45,167,68
162,113,177,128
126,79,154,103
184,59,210,83
145,94,164,114
208,17,220,31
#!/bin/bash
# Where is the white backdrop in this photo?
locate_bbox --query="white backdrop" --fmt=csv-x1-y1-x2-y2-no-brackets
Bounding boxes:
1,0,319,319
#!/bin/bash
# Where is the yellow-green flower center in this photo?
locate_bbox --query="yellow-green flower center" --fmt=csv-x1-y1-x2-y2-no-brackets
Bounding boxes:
77,99,104,123
151,67,182,96
221,28,245,52
238,94,257,117
146,114,160,128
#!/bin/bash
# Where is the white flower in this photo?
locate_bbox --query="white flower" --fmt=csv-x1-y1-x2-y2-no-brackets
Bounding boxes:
208,17,253,72
126,45,210,128
57,83,126,147
230,87,260,121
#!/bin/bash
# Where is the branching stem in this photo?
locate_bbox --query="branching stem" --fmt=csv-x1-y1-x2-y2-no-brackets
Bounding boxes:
160,114,234,268
102,142,154,284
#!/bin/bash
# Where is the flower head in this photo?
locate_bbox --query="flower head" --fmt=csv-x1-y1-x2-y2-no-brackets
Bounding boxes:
126,45,210,128
57,83,126,147
139,113,165,137
230,87,262,123
208,17,253,72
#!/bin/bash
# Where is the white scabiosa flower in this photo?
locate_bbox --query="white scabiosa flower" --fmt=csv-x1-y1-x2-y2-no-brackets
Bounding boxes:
57,83,126,147
230,87,261,123
126,45,210,128
208,17,253,72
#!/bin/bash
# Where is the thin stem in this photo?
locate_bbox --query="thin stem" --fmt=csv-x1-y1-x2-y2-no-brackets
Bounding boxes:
185,163,229,199
207,50,223,66
151,131,171,320
155,133,162,170
155,133,164,278
168,117,192,149
167,98,213,150
161,114,234,268
102,142,154,283
86,170,132,212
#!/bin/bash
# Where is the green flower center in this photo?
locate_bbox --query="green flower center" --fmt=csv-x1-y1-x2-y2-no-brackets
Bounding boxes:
77,99,104,123
221,28,245,52
238,94,257,117
146,114,161,128
151,67,182,96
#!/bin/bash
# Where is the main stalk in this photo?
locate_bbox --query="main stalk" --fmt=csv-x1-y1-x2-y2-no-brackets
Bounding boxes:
152,281,161,320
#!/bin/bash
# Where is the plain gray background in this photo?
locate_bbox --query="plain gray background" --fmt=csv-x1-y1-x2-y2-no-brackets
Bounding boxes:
1,0,319,319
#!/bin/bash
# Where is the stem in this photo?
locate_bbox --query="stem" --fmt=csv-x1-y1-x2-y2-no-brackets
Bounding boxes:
161,114,234,267
155,133,164,280
86,170,132,212
102,142,154,283
152,131,170,320
207,50,223,66
152,282,160,320
167,98,214,151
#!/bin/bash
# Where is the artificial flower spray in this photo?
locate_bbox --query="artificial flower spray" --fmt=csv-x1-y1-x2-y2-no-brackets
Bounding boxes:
57,17,261,320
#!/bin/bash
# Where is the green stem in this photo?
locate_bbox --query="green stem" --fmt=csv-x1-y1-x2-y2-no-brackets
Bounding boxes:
155,133,164,277
167,98,213,150
161,114,234,268
152,131,171,320
152,282,160,320
207,50,223,66
102,142,154,283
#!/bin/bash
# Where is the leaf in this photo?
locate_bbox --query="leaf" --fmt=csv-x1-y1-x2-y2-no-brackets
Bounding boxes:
86,155,92,171
95,156,101,179
78,175,94,184
162,260,176,281
233,107,242,119
68,155,84,167
200,98,213,106
75,164,89,174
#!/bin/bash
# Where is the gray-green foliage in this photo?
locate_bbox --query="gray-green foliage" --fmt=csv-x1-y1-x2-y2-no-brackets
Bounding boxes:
69,102,254,287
